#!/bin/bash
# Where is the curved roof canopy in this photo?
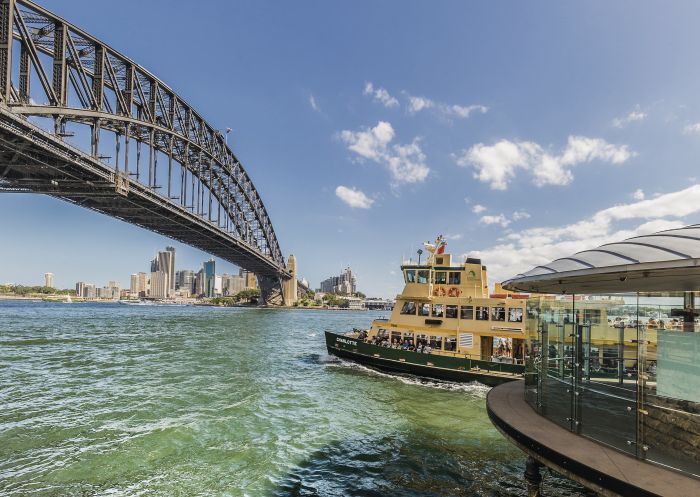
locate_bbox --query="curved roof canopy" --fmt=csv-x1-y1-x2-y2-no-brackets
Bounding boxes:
502,224,700,294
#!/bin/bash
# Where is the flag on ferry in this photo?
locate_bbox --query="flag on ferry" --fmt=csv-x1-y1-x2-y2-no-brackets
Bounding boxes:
437,240,446,254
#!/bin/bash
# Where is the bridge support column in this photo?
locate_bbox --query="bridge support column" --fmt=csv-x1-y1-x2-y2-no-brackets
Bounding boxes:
282,254,298,307
258,275,284,306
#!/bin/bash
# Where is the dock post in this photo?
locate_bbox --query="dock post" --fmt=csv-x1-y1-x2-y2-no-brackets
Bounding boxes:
524,456,543,497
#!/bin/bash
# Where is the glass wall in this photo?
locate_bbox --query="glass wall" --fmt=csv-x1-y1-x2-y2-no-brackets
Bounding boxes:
525,293,700,477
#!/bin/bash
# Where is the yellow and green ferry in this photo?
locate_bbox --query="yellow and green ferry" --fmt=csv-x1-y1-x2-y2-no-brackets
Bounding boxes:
325,236,527,386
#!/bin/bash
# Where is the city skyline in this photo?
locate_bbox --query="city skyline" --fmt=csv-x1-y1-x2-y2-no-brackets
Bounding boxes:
4,2,700,298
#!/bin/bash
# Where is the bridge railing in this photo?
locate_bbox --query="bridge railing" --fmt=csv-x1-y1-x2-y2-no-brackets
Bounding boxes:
0,0,285,270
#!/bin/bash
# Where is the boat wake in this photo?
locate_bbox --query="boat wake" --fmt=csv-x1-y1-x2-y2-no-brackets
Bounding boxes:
328,359,491,397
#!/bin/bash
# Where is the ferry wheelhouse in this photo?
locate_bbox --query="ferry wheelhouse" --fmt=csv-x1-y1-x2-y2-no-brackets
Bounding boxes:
325,237,527,386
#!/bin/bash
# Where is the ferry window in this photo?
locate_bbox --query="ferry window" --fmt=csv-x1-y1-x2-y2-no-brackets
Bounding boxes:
445,337,457,351
417,333,428,346
583,309,601,325
418,303,430,316
491,307,506,321
461,306,474,320
429,336,442,349
436,257,444,265
476,306,489,320
417,270,429,284
391,331,402,343
432,304,444,317
445,305,458,318
434,272,447,284
405,270,416,283
400,301,417,315
508,308,523,323
448,272,461,285
377,328,388,338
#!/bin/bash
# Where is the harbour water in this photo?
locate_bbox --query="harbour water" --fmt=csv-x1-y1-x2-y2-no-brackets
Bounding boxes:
0,301,585,496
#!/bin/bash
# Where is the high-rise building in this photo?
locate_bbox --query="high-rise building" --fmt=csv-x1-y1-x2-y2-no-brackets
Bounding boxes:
194,269,205,297
150,271,169,299
204,259,216,297
150,247,176,297
165,246,176,293
221,273,246,296
239,268,257,289
176,270,195,293
44,272,54,288
76,281,86,297
83,284,96,299
319,267,357,295
130,274,139,296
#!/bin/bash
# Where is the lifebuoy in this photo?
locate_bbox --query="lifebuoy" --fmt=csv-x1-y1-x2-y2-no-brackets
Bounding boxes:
447,287,461,297
433,287,446,297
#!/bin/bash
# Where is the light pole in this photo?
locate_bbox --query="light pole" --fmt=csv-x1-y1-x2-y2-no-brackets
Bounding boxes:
417,249,423,265
225,127,232,146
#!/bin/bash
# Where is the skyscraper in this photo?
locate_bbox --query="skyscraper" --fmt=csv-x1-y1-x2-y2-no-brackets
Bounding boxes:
149,271,168,299
75,281,86,297
203,259,215,298
44,272,54,288
150,247,175,297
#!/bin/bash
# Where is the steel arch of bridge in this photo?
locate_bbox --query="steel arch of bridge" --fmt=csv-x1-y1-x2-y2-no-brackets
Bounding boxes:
0,0,288,282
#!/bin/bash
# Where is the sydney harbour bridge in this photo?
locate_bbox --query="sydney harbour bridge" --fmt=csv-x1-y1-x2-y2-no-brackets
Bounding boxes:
0,0,302,304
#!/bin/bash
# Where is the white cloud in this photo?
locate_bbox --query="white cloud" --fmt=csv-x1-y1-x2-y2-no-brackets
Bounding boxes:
479,210,530,228
445,104,489,119
335,185,374,209
472,204,487,214
468,184,700,284
339,121,429,185
455,135,634,190
612,106,647,128
309,94,320,112
632,188,645,201
407,95,435,113
445,233,463,240
405,93,487,120
512,210,530,221
480,214,510,227
683,122,700,135
363,82,399,108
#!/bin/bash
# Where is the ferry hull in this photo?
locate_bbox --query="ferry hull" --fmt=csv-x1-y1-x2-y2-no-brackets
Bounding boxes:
325,331,522,387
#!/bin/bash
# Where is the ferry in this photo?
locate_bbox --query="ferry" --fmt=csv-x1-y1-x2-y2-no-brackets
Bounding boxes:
325,236,528,386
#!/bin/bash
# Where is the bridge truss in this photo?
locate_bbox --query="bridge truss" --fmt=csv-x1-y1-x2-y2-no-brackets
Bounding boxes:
0,0,291,301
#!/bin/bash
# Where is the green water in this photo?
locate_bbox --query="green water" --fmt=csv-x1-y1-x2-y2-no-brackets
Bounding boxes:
0,302,584,496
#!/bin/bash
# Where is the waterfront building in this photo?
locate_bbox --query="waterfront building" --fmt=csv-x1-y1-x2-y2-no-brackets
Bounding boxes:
242,269,257,290
176,270,195,294
130,274,139,296
149,271,169,299
320,267,356,296
75,281,86,297
44,272,54,288
83,284,96,299
214,275,223,297
487,225,700,496
194,269,204,297
221,273,246,296
363,297,395,310
204,259,215,297
150,247,175,297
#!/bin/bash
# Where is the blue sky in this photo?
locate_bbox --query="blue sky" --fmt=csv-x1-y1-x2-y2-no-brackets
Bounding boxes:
4,1,700,297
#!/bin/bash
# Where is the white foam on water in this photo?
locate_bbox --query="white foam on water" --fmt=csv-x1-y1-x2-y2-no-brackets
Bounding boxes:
328,359,491,398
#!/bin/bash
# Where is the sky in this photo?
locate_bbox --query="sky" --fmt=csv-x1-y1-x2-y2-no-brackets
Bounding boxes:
4,1,700,298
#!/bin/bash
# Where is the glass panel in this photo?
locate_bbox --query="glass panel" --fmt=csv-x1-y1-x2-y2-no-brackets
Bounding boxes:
508,307,523,322
448,272,461,285
491,306,506,321
434,272,447,284
475,306,489,320
405,270,416,283
461,306,473,319
432,304,444,317
400,301,416,315
444,337,457,351
417,270,429,284
445,305,458,318
418,303,429,316
429,336,442,350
